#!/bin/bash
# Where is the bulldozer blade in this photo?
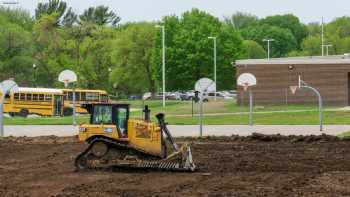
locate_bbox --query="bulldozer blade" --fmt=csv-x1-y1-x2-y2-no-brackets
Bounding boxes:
183,146,196,171
162,144,196,171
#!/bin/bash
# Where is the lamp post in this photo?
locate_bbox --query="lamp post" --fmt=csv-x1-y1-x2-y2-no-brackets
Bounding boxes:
33,64,37,87
263,39,275,60
321,17,325,56
155,25,166,108
208,36,217,101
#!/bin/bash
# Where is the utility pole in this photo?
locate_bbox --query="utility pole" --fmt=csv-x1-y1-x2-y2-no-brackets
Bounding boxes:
321,17,325,56
208,36,217,101
263,39,274,60
156,25,166,108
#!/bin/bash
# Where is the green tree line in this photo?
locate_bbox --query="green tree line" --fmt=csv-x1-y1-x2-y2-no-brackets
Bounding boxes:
0,0,349,95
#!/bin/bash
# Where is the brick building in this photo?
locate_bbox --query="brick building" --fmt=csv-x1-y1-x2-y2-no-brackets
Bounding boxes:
235,55,350,106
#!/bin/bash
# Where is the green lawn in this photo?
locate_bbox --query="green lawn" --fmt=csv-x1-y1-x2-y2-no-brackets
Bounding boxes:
337,131,350,138
164,111,350,125
4,115,90,125
126,99,324,116
3,100,348,125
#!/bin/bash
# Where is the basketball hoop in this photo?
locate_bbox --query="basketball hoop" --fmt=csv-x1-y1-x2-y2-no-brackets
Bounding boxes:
290,85,298,94
243,83,249,91
62,80,70,87
237,73,257,91
58,70,77,87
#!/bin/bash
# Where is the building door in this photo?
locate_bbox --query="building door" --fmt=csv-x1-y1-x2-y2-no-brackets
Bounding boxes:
54,95,63,116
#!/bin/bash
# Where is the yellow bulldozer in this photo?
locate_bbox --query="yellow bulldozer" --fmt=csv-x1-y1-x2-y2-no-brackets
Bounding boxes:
75,103,196,171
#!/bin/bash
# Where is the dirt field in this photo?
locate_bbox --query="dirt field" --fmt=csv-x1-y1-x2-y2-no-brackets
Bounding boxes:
2,134,350,197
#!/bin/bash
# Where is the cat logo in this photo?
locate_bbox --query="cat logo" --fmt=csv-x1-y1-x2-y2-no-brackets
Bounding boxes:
135,123,151,138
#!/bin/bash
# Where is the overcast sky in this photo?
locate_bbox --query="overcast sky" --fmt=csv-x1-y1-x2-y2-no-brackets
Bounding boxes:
5,0,349,24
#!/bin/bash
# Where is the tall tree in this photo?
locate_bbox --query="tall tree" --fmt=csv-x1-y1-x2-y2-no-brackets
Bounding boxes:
0,8,34,85
224,12,259,29
62,7,77,27
33,14,65,86
0,7,34,30
110,22,157,94
260,14,308,48
152,9,244,90
35,0,76,26
0,22,34,85
242,24,297,57
79,6,121,26
242,40,266,59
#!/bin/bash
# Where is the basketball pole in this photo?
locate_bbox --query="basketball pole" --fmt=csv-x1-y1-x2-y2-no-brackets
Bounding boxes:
249,88,253,126
297,75,323,131
72,85,76,126
199,91,203,137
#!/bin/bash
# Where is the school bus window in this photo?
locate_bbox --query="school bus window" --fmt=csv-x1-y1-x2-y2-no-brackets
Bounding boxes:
68,92,73,101
20,93,25,100
39,94,44,101
86,92,99,101
46,95,52,101
33,94,38,101
101,95,108,102
27,94,32,100
4,94,10,102
14,93,19,100
75,92,80,101
81,92,86,101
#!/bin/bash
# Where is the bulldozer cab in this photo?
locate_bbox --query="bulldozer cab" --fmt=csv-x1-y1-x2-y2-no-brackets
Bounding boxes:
84,103,129,138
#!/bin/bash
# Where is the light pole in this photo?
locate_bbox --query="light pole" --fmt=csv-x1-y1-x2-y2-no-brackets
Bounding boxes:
208,36,217,101
155,25,166,108
33,64,37,87
321,17,325,56
263,39,275,60
324,44,332,56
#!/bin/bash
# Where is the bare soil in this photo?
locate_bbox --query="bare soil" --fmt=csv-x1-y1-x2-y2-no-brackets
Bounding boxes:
1,134,350,197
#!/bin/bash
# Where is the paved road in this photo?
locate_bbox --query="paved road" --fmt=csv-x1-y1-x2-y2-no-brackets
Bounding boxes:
3,125,350,137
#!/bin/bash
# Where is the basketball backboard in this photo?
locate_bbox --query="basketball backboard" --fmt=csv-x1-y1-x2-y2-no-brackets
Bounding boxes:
195,78,216,93
58,70,77,87
237,73,257,91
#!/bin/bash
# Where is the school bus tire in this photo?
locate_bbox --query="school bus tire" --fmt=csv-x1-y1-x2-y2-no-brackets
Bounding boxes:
19,109,29,117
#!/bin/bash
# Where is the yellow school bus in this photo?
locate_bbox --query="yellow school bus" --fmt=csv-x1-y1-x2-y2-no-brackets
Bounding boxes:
2,87,64,117
62,89,109,115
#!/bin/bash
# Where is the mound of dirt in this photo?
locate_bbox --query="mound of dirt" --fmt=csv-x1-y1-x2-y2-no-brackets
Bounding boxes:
0,135,78,145
179,132,345,143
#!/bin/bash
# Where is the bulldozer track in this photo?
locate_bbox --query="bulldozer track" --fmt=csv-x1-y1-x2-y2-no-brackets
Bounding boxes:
75,137,194,171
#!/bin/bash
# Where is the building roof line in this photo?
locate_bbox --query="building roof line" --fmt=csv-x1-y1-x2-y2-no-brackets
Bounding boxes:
236,55,350,65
